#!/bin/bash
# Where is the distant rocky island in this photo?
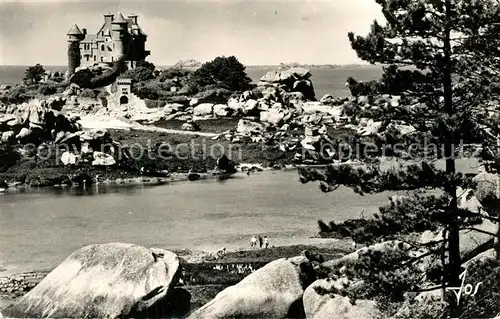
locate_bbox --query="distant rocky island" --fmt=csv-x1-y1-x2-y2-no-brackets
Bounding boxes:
160,59,372,70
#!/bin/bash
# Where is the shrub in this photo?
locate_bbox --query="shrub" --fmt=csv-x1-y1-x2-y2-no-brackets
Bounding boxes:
0,146,21,173
190,56,252,92
132,82,177,101
38,82,58,96
135,60,156,71
158,67,192,82
70,69,94,88
194,88,232,104
135,85,159,100
121,66,154,83
144,99,167,109
90,69,118,88
0,85,35,104
70,60,127,89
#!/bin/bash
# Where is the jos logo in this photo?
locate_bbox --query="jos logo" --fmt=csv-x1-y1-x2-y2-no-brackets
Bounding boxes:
446,266,483,305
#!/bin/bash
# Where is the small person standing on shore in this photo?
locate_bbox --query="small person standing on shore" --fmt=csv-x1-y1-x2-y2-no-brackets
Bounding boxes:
250,235,257,248
258,236,263,248
264,236,269,249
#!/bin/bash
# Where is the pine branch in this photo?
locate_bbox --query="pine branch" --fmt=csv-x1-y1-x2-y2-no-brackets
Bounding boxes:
463,228,500,238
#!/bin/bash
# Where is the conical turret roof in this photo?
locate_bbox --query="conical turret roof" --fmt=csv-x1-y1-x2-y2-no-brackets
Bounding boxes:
112,12,127,24
67,23,83,35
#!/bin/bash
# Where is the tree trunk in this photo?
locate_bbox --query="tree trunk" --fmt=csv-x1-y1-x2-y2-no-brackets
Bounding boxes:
443,1,462,315
496,137,500,260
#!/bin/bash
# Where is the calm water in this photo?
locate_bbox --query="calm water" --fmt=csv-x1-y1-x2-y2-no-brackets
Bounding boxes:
0,65,383,98
0,159,480,275
1,171,393,275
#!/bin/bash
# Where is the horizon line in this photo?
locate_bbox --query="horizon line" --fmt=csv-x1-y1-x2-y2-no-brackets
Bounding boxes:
0,63,374,67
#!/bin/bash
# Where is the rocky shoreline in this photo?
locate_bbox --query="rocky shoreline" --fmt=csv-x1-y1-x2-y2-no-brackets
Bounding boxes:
0,242,352,313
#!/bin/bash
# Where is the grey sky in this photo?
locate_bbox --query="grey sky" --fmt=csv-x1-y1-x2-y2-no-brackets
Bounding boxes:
0,0,384,66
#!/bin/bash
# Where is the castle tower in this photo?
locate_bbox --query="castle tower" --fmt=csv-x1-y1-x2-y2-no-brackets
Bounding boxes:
111,12,128,62
67,23,84,75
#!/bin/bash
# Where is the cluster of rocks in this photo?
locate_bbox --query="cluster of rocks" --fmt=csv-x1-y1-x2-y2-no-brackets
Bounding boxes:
1,242,371,319
58,128,120,168
0,98,128,170
0,99,81,146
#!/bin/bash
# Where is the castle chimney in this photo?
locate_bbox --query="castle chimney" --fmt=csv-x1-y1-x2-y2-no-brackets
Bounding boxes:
104,13,114,23
82,28,87,36
128,13,138,24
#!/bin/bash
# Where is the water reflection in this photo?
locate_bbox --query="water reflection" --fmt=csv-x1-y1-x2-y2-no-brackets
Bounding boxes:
4,183,150,197
2,174,248,197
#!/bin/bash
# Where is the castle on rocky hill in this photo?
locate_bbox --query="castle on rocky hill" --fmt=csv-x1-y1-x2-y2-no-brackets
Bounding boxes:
67,12,150,75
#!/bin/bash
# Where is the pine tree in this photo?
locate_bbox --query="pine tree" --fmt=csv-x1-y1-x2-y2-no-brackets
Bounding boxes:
298,0,500,316
23,64,46,85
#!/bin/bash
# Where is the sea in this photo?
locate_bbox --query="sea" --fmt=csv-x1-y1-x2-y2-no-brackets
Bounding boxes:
0,64,384,98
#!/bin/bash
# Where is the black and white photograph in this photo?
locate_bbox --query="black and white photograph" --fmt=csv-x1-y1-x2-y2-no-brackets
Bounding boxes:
2,0,500,318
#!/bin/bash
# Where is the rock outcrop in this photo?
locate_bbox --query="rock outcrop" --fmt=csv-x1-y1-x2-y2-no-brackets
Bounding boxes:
0,99,81,145
259,67,316,101
189,254,317,319
303,279,382,319
193,103,214,117
3,243,181,318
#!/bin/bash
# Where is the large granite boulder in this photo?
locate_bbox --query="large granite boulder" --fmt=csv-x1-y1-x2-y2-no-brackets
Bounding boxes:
60,151,79,166
163,103,184,116
193,103,214,117
15,127,33,142
46,96,66,111
293,80,316,101
62,83,81,98
227,98,244,114
243,99,259,115
473,171,500,201
189,255,317,319
1,130,15,144
260,109,286,126
92,151,116,166
213,104,231,117
0,114,16,128
303,279,382,319
3,243,181,318
260,70,283,83
260,68,311,85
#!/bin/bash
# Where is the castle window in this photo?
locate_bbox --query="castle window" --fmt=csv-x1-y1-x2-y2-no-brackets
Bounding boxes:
94,55,96,61
101,56,104,62
101,31,104,37
101,45,105,51
86,56,89,62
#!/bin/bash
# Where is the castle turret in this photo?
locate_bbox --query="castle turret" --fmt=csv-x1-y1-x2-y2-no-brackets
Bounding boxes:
128,13,138,24
67,23,84,75
104,13,114,23
111,12,128,61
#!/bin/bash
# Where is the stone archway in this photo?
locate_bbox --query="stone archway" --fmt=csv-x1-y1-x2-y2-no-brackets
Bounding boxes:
120,96,129,105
